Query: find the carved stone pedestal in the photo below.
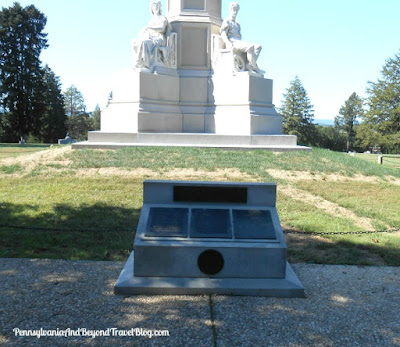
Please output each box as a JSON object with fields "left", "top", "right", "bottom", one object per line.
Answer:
{"left": 75, "top": 0, "right": 309, "bottom": 151}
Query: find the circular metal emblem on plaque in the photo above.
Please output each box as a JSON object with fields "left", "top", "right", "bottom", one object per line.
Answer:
{"left": 198, "top": 250, "right": 224, "bottom": 275}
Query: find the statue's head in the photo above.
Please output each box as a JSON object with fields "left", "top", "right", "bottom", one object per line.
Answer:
{"left": 229, "top": 2, "right": 240, "bottom": 19}
{"left": 150, "top": 0, "right": 162, "bottom": 15}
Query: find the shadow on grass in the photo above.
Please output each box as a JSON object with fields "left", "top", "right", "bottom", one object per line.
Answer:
{"left": 1, "top": 202, "right": 398, "bottom": 266}
{"left": 285, "top": 229, "right": 400, "bottom": 267}
{"left": 0, "top": 202, "right": 140, "bottom": 261}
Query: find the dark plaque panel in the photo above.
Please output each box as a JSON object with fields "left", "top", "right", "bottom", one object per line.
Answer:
{"left": 145, "top": 207, "right": 189, "bottom": 237}
{"left": 190, "top": 209, "right": 232, "bottom": 238}
{"left": 174, "top": 186, "right": 247, "bottom": 204}
{"left": 233, "top": 210, "right": 276, "bottom": 239}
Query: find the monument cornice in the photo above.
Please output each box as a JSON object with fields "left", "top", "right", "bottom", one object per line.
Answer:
{"left": 168, "top": 14, "right": 223, "bottom": 26}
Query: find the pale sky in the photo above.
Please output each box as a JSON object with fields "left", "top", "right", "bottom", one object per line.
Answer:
{"left": 2, "top": 0, "right": 400, "bottom": 120}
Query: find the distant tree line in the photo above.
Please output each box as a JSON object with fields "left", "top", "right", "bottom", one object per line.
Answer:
{"left": 281, "top": 50, "right": 400, "bottom": 154}
{"left": 0, "top": 3, "right": 99, "bottom": 144}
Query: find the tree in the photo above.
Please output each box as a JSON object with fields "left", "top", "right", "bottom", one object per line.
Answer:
{"left": 335, "top": 92, "right": 363, "bottom": 151}
{"left": 0, "top": 110, "right": 5, "bottom": 142}
{"left": 63, "top": 85, "right": 95, "bottom": 140}
{"left": 314, "top": 125, "right": 347, "bottom": 152}
{"left": 38, "top": 65, "right": 67, "bottom": 143}
{"left": 63, "top": 85, "right": 86, "bottom": 117}
{"left": 91, "top": 104, "right": 101, "bottom": 131}
{"left": 0, "top": 3, "right": 48, "bottom": 142}
{"left": 362, "top": 50, "right": 400, "bottom": 153}
{"left": 354, "top": 122, "right": 382, "bottom": 152}
{"left": 67, "top": 113, "right": 92, "bottom": 141}
{"left": 280, "top": 76, "right": 316, "bottom": 145}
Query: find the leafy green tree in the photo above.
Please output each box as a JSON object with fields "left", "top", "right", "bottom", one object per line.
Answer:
{"left": 38, "top": 65, "right": 67, "bottom": 142}
{"left": 67, "top": 113, "right": 92, "bottom": 141}
{"left": 280, "top": 76, "right": 316, "bottom": 145}
{"left": 0, "top": 112, "right": 5, "bottom": 142}
{"left": 362, "top": 50, "right": 400, "bottom": 153}
{"left": 354, "top": 122, "right": 382, "bottom": 152}
{"left": 335, "top": 92, "right": 363, "bottom": 152}
{"left": 0, "top": 3, "right": 48, "bottom": 142}
{"left": 315, "top": 125, "right": 347, "bottom": 152}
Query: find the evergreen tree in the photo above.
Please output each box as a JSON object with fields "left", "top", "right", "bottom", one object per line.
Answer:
{"left": 38, "top": 65, "right": 67, "bottom": 143}
{"left": 363, "top": 50, "right": 400, "bottom": 153}
{"left": 280, "top": 76, "right": 316, "bottom": 145}
{"left": 335, "top": 92, "right": 363, "bottom": 152}
{"left": 0, "top": 3, "right": 48, "bottom": 142}
{"left": 91, "top": 104, "right": 101, "bottom": 131}
{"left": 63, "top": 85, "right": 86, "bottom": 117}
{"left": 63, "top": 85, "right": 92, "bottom": 140}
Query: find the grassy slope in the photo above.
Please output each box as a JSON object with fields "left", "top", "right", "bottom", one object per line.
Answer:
{"left": 0, "top": 143, "right": 51, "bottom": 160}
{"left": 0, "top": 146, "right": 399, "bottom": 265}
{"left": 355, "top": 153, "right": 400, "bottom": 169}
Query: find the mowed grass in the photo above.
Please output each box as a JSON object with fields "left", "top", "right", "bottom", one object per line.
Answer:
{"left": 0, "top": 145, "right": 399, "bottom": 265}
{"left": 294, "top": 181, "right": 400, "bottom": 228}
{"left": 356, "top": 153, "right": 400, "bottom": 169}
{"left": 0, "top": 177, "right": 142, "bottom": 260}
{"left": 70, "top": 146, "right": 400, "bottom": 178}
{"left": 0, "top": 143, "right": 52, "bottom": 159}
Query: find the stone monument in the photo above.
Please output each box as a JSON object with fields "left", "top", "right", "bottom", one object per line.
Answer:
{"left": 19, "top": 135, "right": 27, "bottom": 145}
{"left": 114, "top": 180, "right": 305, "bottom": 297}
{"left": 58, "top": 133, "right": 78, "bottom": 145}
{"left": 74, "top": 0, "right": 309, "bottom": 151}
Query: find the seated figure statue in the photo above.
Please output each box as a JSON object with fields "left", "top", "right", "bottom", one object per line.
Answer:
{"left": 132, "top": 0, "right": 176, "bottom": 71}
{"left": 220, "top": 2, "right": 262, "bottom": 74}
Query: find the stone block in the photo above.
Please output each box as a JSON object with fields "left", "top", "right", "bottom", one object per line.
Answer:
{"left": 114, "top": 180, "right": 305, "bottom": 297}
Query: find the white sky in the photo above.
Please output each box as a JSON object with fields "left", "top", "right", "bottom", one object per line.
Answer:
{"left": 2, "top": 0, "right": 400, "bottom": 119}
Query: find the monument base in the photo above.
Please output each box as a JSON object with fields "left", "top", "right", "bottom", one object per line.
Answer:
{"left": 72, "top": 132, "right": 310, "bottom": 151}
{"left": 77, "top": 68, "right": 308, "bottom": 151}
{"left": 114, "top": 252, "right": 305, "bottom": 297}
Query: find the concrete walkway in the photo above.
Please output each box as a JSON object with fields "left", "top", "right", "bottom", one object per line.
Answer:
{"left": 0, "top": 258, "right": 399, "bottom": 346}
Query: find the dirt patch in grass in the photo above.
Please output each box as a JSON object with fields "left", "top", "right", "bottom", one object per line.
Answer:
{"left": 280, "top": 185, "right": 378, "bottom": 230}
{"left": 1, "top": 146, "right": 258, "bottom": 182}
{"left": 75, "top": 167, "right": 256, "bottom": 181}
{"left": 0, "top": 146, "right": 72, "bottom": 175}
{"left": 386, "top": 176, "right": 400, "bottom": 185}
{"left": 267, "top": 169, "right": 400, "bottom": 185}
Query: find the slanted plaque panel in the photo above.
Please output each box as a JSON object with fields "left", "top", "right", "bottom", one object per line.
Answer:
{"left": 190, "top": 208, "right": 232, "bottom": 238}
{"left": 146, "top": 207, "right": 189, "bottom": 237}
{"left": 181, "top": 27, "right": 208, "bottom": 68}
{"left": 174, "top": 185, "right": 247, "bottom": 203}
{"left": 233, "top": 210, "right": 276, "bottom": 239}
{"left": 183, "top": 0, "right": 205, "bottom": 10}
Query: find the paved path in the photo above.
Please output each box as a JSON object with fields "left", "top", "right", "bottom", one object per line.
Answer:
{"left": 0, "top": 258, "right": 399, "bottom": 346}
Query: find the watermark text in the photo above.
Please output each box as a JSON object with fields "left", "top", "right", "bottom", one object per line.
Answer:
{"left": 13, "top": 328, "right": 170, "bottom": 339}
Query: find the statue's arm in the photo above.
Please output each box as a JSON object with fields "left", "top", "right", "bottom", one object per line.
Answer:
{"left": 147, "top": 17, "right": 168, "bottom": 33}
{"left": 220, "top": 21, "right": 232, "bottom": 48}
{"left": 166, "top": 21, "right": 172, "bottom": 36}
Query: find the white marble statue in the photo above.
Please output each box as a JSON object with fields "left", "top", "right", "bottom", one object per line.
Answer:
{"left": 132, "top": 0, "right": 176, "bottom": 70}
{"left": 220, "top": 2, "right": 262, "bottom": 73}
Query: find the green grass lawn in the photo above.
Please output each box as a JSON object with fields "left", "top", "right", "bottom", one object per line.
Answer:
{"left": 356, "top": 153, "right": 400, "bottom": 169}
{"left": 0, "top": 143, "right": 52, "bottom": 160}
{"left": 0, "top": 145, "right": 399, "bottom": 266}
